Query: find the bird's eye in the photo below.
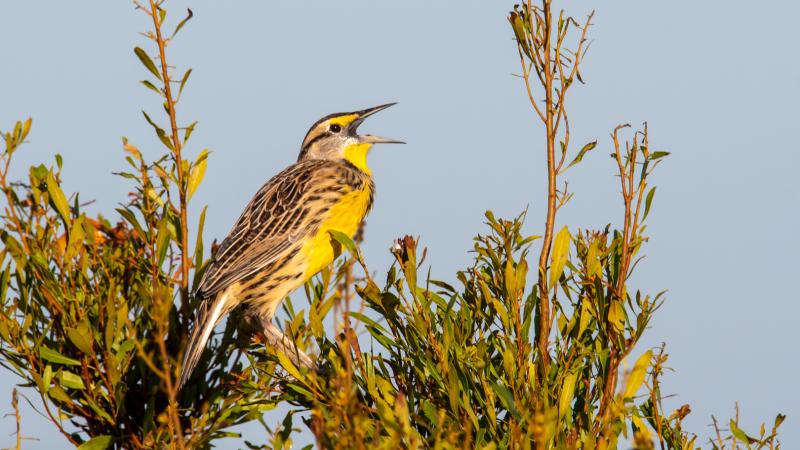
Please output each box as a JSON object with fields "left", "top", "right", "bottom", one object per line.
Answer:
{"left": 329, "top": 124, "right": 342, "bottom": 133}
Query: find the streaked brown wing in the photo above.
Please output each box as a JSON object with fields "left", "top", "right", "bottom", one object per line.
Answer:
{"left": 197, "top": 159, "right": 336, "bottom": 299}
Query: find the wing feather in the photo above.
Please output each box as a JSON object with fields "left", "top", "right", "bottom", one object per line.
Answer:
{"left": 197, "top": 160, "right": 339, "bottom": 299}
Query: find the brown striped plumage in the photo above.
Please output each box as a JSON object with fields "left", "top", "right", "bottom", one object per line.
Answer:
{"left": 178, "top": 104, "right": 400, "bottom": 391}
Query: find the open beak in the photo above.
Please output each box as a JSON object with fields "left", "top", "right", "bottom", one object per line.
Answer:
{"left": 350, "top": 103, "right": 405, "bottom": 144}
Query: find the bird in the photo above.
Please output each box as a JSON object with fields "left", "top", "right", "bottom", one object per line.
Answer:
{"left": 177, "top": 103, "right": 403, "bottom": 391}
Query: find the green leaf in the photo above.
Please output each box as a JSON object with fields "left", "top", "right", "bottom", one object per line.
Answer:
{"left": 155, "top": 217, "right": 171, "bottom": 266}
{"left": 350, "top": 312, "right": 387, "bottom": 332}
{"left": 47, "top": 385, "right": 72, "bottom": 404}
{"left": 178, "top": 68, "right": 192, "bottom": 98}
{"left": 43, "top": 365, "right": 52, "bottom": 393}
{"left": 492, "top": 383, "right": 521, "bottom": 420}
{"left": 64, "top": 216, "right": 86, "bottom": 260}
{"left": 171, "top": 8, "right": 194, "bottom": 39}
{"left": 508, "top": 13, "right": 532, "bottom": 59}
{"left": 608, "top": 299, "right": 626, "bottom": 333}
{"left": 59, "top": 370, "right": 86, "bottom": 390}
{"left": 565, "top": 140, "right": 597, "bottom": 171}
{"left": 141, "top": 111, "right": 173, "bottom": 150}
{"left": 578, "top": 300, "right": 592, "bottom": 336}
{"left": 133, "top": 47, "right": 161, "bottom": 80}
{"left": 328, "top": 229, "right": 359, "bottom": 258}
{"left": 116, "top": 207, "right": 147, "bottom": 240}
{"left": 39, "top": 346, "right": 80, "bottom": 366}
{"left": 650, "top": 151, "right": 670, "bottom": 160}
{"left": 548, "top": 226, "right": 571, "bottom": 288}
{"left": 642, "top": 187, "right": 656, "bottom": 221}
{"left": 77, "top": 435, "right": 113, "bottom": 450}
{"left": 558, "top": 371, "right": 578, "bottom": 419}
{"left": 193, "top": 205, "right": 208, "bottom": 289}
{"left": 67, "top": 323, "right": 93, "bottom": 354}
{"left": 277, "top": 351, "right": 305, "bottom": 382}
{"left": 184, "top": 120, "right": 198, "bottom": 143}
{"left": 586, "top": 238, "right": 602, "bottom": 279}
{"left": 187, "top": 149, "right": 208, "bottom": 200}
{"left": 46, "top": 172, "right": 71, "bottom": 226}
{"left": 730, "top": 420, "right": 757, "bottom": 444}
{"left": 623, "top": 350, "right": 652, "bottom": 399}
{"left": 140, "top": 80, "right": 162, "bottom": 96}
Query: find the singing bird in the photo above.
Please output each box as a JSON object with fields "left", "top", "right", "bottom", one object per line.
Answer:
{"left": 177, "top": 103, "right": 403, "bottom": 391}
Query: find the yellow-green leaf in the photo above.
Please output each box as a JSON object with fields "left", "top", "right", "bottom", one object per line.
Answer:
{"left": 730, "top": 420, "right": 757, "bottom": 444}
{"left": 328, "top": 229, "right": 359, "bottom": 258}
{"left": 623, "top": 350, "right": 652, "bottom": 399}
{"left": 277, "top": 351, "right": 305, "bottom": 382}
{"left": 187, "top": 149, "right": 208, "bottom": 200}
{"left": 558, "top": 371, "right": 578, "bottom": 419}
{"left": 59, "top": 370, "right": 86, "bottom": 390}
{"left": 64, "top": 216, "right": 85, "bottom": 260}
{"left": 46, "top": 172, "right": 71, "bottom": 226}
{"left": 40, "top": 346, "right": 80, "bottom": 366}
{"left": 77, "top": 435, "right": 113, "bottom": 450}
{"left": 43, "top": 365, "right": 52, "bottom": 393}
{"left": 155, "top": 217, "right": 170, "bottom": 266}
{"left": 608, "top": 299, "right": 626, "bottom": 333}
{"left": 67, "top": 322, "right": 93, "bottom": 354}
{"left": 586, "top": 238, "right": 602, "bottom": 279}
{"left": 578, "top": 299, "right": 592, "bottom": 336}
{"left": 47, "top": 385, "right": 72, "bottom": 404}
{"left": 549, "top": 226, "right": 571, "bottom": 288}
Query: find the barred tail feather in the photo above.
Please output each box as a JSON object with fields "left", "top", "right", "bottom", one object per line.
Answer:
{"left": 177, "top": 291, "right": 231, "bottom": 392}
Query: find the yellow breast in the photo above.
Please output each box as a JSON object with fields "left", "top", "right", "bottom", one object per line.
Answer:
{"left": 301, "top": 183, "right": 372, "bottom": 278}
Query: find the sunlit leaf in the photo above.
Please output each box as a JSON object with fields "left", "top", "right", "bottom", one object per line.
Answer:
{"left": 39, "top": 346, "right": 80, "bottom": 366}
{"left": 59, "top": 370, "right": 86, "bottom": 390}
{"left": 623, "top": 350, "right": 652, "bottom": 399}
{"left": 730, "top": 420, "right": 757, "bottom": 444}
{"left": 187, "top": 149, "right": 208, "bottom": 200}
{"left": 549, "top": 226, "right": 571, "bottom": 288}
{"left": 558, "top": 371, "right": 578, "bottom": 419}
{"left": 608, "top": 298, "right": 626, "bottom": 333}
{"left": 77, "top": 435, "right": 113, "bottom": 450}
{"left": 67, "top": 323, "right": 93, "bottom": 355}
{"left": 277, "top": 351, "right": 305, "bottom": 383}
{"left": 46, "top": 172, "right": 71, "bottom": 226}
{"left": 155, "top": 217, "right": 171, "bottom": 266}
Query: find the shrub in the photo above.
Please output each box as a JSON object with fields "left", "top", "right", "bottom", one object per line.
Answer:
{"left": 0, "top": 1, "right": 783, "bottom": 449}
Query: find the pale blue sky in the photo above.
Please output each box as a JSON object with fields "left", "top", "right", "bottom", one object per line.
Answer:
{"left": 2, "top": 1, "right": 799, "bottom": 448}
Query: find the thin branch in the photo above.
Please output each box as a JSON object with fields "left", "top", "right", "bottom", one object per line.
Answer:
{"left": 145, "top": 1, "right": 188, "bottom": 447}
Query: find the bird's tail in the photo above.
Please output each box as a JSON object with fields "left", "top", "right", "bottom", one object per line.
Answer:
{"left": 177, "top": 290, "right": 231, "bottom": 392}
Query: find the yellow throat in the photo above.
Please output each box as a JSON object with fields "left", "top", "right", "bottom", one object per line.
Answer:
{"left": 343, "top": 143, "right": 372, "bottom": 175}
{"left": 301, "top": 179, "right": 373, "bottom": 278}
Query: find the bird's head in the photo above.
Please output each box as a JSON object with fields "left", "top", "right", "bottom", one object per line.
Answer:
{"left": 298, "top": 103, "right": 403, "bottom": 174}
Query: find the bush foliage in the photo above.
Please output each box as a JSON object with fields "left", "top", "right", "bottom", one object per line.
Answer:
{"left": 0, "top": 1, "right": 784, "bottom": 449}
